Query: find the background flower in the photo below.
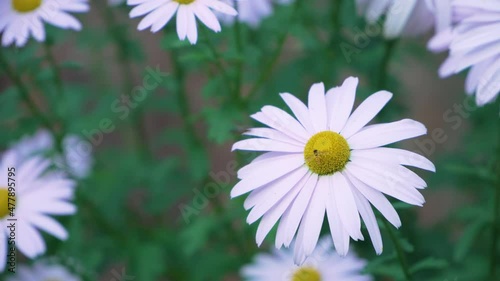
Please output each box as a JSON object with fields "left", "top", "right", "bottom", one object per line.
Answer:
{"left": 242, "top": 237, "right": 372, "bottom": 281}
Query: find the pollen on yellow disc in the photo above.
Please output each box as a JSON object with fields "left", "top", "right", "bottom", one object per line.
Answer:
{"left": 173, "top": 0, "right": 196, "bottom": 4}
{"left": 12, "top": 0, "right": 42, "bottom": 13}
{"left": 304, "top": 131, "right": 350, "bottom": 175}
{"left": 292, "top": 267, "right": 322, "bottom": 281}
{"left": 0, "top": 189, "right": 14, "bottom": 219}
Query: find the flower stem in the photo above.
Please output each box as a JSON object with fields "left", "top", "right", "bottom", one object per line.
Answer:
{"left": 490, "top": 120, "right": 500, "bottom": 279}
{"left": 233, "top": 0, "right": 244, "bottom": 105}
{"left": 245, "top": 0, "right": 303, "bottom": 102}
{"left": 383, "top": 219, "right": 413, "bottom": 281}
{"left": 0, "top": 51, "right": 59, "bottom": 138}
{"left": 98, "top": 0, "right": 151, "bottom": 161}
{"left": 378, "top": 39, "right": 398, "bottom": 90}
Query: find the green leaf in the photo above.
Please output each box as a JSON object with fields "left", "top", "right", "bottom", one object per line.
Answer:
{"left": 454, "top": 218, "right": 488, "bottom": 262}
{"left": 410, "top": 257, "right": 449, "bottom": 273}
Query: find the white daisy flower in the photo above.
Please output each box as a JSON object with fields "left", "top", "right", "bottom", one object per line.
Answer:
{"left": 429, "top": 0, "right": 500, "bottom": 106}
{"left": 231, "top": 77, "right": 435, "bottom": 264}
{"left": 0, "top": 0, "right": 90, "bottom": 47}
{"left": 355, "top": 0, "right": 435, "bottom": 38}
{"left": 218, "top": 0, "right": 292, "bottom": 28}
{"left": 242, "top": 237, "right": 372, "bottom": 281}
{"left": 0, "top": 150, "right": 77, "bottom": 272}
{"left": 127, "top": 0, "right": 238, "bottom": 44}
{"left": 12, "top": 129, "right": 93, "bottom": 179}
{"left": 6, "top": 260, "right": 80, "bottom": 281}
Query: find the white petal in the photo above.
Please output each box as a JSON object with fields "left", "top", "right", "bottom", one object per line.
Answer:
{"left": 307, "top": 83, "right": 327, "bottom": 132}
{"left": 348, "top": 119, "right": 427, "bottom": 149}
{"left": 326, "top": 177, "right": 350, "bottom": 256}
{"left": 341, "top": 90, "right": 393, "bottom": 138}
{"left": 352, "top": 187, "right": 383, "bottom": 254}
{"left": 332, "top": 172, "right": 363, "bottom": 241}
{"left": 293, "top": 176, "right": 327, "bottom": 265}
{"left": 327, "top": 77, "right": 358, "bottom": 132}
{"left": 347, "top": 173, "right": 401, "bottom": 228}
{"left": 232, "top": 138, "right": 304, "bottom": 153}
{"left": 280, "top": 93, "right": 316, "bottom": 135}
{"left": 247, "top": 167, "right": 308, "bottom": 224}
{"left": 255, "top": 172, "right": 309, "bottom": 246}
{"left": 231, "top": 154, "right": 304, "bottom": 197}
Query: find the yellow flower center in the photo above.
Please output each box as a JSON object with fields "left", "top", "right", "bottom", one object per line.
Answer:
{"left": 173, "top": 0, "right": 195, "bottom": 4}
{"left": 11, "top": 0, "right": 42, "bottom": 13}
{"left": 304, "top": 131, "right": 350, "bottom": 175}
{"left": 0, "top": 189, "right": 15, "bottom": 219}
{"left": 292, "top": 267, "right": 322, "bottom": 281}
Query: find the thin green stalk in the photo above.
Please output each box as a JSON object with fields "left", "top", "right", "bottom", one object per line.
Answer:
{"left": 170, "top": 50, "right": 204, "bottom": 149}
{"left": 383, "top": 220, "right": 413, "bottom": 281}
{"left": 97, "top": 0, "right": 151, "bottom": 161}
{"left": 490, "top": 120, "right": 500, "bottom": 279}
{"left": 0, "top": 51, "right": 59, "bottom": 137}
{"left": 201, "top": 28, "right": 232, "bottom": 90}
{"left": 44, "top": 41, "right": 64, "bottom": 98}
{"left": 378, "top": 39, "right": 398, "bottom": 90}
{"left": 245, "top": 0, "right": 303, "bottom": 102}
{"left": 233, "top": 0, "right": 244, "bottom": 104}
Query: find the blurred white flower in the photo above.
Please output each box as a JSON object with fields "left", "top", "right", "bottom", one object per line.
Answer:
{"left": 428, "top": 0, "right": 500, "bottom": 106}
{"left": 6, "top": 260, "right": 80, "bottom": 281}
{"left": 242, "top": 237, "right": 372, "bottom": 281}
{"left": 0, "top": 150, "right": 77, "bottom": 271}
{"left": 218, "top": 0, "right": 293, "bottom": 28}
{"left": 355, "top": 0, "right": 434, "bottom": 38}
{"left": 12, "top": 130, "right": 93, "bottom": 179}
{"left": 0, "top": 0, "right": 90, "bottom": 47}
{"left": 127, "top": 0, "right": 238, "bottom": 44}
{"left": 231, "top": 77, "right": 435, "bottom": 264}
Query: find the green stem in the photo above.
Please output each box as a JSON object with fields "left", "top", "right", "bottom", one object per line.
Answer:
{"left": 201, "top": 28, "right": 232, "bottom": 90}
{"left": 383, "top": 220, "right": 413, "bottom": 281}
{"left": 44, "top": 41, "right": 64, "bottom": 98}
{"left": 0, "top": 51, "right": 59, "bottom": 137}
{"left": 245, "top": 0, "right": 303, "bottom": 102}
{"left": 490, "top": 120, "right": 500, "bottom": 279}
{"left": 233, "top": 0, "right": 244, "bottom": 104}
{"left": 170, "top": 50, "right": 203, "bottom": 149}
{"left": 378, "top": 39, "right": 398, "bottom": 90}
{"left": 98, "top": 0, "right": 151, "bottom": 161}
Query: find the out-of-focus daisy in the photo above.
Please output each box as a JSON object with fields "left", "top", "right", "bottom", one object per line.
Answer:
{"left": 0, "top": 0, "right": 90, "bottom": 47}
{"left": 231, "top": 77, "right": 435, "bottom": 264}
{"left": 429, "top": 0, "right": 500, "bottom": 106}
{"left": 6, "top": 260, "right": 80, "bottom": 281}
{"left": 127, "top": 0, "right": 238, "bottom": 44}
{"left": 0, "top": 150, "right": 77, "bottom": 272}
{"left": 218, "top": 0, "right": 292, "bottom": 28}
{"left": 12, "top": 129, "right": 93, "bottom": 179}
{"left": 242, "top": 237, "right": 372, "bottom": 281}
{"left": 355, "top": 0, "right": 434, "bottom": 38}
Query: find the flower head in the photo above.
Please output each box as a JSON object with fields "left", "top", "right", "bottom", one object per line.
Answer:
{"left": 127, "top": 0, "right": 237, "bottom": 44}
{"left": 356, "top": 0, "right": 434, "bottom": 38}
{"left": 6, "top": 260, "right": 80, "bottom": 281}
{"left": 231, "top": 77, "right": 435, "bottom": 264}
{"left": 218, "top": 0, "right": 292, "bottom": 28}
{"left": 242, "top": 237, "right": 372, "bottom": 281}
{"left": 0, "top": 0, "right": 89, "bottom": 47}
{"left": 0, "top": 150, "right": 77, "bottom": 271}
{"left": 429, "top": 0, "right": 500, "bottom": 106}
{"left": 12, "top": 129, "right": 93, "bottom": 179}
